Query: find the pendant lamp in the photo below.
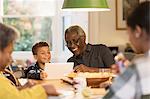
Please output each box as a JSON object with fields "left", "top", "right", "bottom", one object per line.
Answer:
{"left": 62, "top": 0, "right": 110, "bottom": 11}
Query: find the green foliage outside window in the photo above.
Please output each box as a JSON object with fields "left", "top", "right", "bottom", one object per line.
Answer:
{"left": 3, "top": 17, "right": 52, "bottom": 51}
{"left": 3, "top": 0, "right": 52, "bottom": 51}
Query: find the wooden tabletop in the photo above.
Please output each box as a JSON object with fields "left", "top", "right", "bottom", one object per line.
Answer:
{"left": 36, "top": 79, "right": 74, "bottom": 90}
{"left": 36, "top": 79, "right": 107, "bottom": 98}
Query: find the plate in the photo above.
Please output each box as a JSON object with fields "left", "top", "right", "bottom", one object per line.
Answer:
{"left": 48, "top": 90, "right": 74, "bottom": 99}
{"left": 66, "top": 72, "right": 77, "bottom": 78}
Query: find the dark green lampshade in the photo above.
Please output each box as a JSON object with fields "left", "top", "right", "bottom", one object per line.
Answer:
{"left": 62, "top": 0, "right": 110, "bottom": 11}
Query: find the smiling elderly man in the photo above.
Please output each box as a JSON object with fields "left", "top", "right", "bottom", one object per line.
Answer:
{"left": 65, "top": 25, "right": 115, "bottom": 72}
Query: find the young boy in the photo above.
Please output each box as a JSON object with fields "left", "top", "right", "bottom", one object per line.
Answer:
{"left": 25, "top": 42, "right": 51, "bottom": 80}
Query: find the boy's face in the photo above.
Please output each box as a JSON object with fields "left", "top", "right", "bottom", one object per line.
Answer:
{"left": 34, "top": 46, "right": 51, "bottom": 64}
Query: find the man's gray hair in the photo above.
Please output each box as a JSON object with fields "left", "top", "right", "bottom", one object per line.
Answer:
{"left": 65, "top": 25, "right": 86, "bottom": 37}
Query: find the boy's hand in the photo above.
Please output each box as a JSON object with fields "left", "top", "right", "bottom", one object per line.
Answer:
{"left": 40, "top": 71, "right": 48, "bottom": 79}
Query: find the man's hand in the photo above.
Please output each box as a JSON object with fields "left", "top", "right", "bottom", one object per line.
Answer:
{"left": 41, "top": 83, "right": 59, "bottom": 96}
{"left": 74, "top": 64, "right": 99, "bottom": 72}
{"left": 74, "top": 64, "right": 90, "bottom": 72}
{"left": 40, "top": 71, "right": 48, "bottom": 79}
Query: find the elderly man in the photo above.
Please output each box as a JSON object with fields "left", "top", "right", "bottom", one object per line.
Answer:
{"left": 65, "top": 25, "right": 115, "bottom": 72}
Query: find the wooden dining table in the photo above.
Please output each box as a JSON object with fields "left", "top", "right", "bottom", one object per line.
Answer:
{"left": 36, "top": 79, "right": 107, "bottom": 99}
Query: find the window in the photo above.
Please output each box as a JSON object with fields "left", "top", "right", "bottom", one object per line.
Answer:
{"left": 1, "top": 0, "right": 54, "bottom": 51}
{"left": 0, "top": 0, "right": 88, "bottom": 62}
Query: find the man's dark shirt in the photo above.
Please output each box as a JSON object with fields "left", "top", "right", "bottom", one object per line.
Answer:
{"left": 67, "top": 43, "right": 115, "bottom": 68}
{"left": 25, "top": 62, "right": 43, "bottom": 80}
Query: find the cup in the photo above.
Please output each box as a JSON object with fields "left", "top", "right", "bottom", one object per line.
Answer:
{"left": 73, "top": 76, "right": 87, "bottom": 93}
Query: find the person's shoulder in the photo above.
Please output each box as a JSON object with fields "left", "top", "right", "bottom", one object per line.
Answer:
{"left": 126, "top": 56, "right": 148, "bottom": 75}
{"left": 27, "top": 63, "right": 37, "bottom": 70}
{"left": 0, "top": 73, "right": 6, "bottom": 81}
{"left": 134, "top": 54, "right": 148, "bottom": 63}
{"left": 67, "top": 56, "right": 74, "bottom": 62}
{"left": 89, "top": 43, "right": 108, "bottom": 48}
{"left": 88, "top": 43, "right": 109, "bottom": 51}
{"left": 132, "top": 54, "right": 150, "bottom": 71}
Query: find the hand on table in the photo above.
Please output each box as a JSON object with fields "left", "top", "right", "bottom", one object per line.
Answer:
{"left": 40, "top": 71, "right": 48, "bottom": 79}
{"left": 74, "top": 64, "right": 99, "bottom": 72}
{"left": 18, "top": 79, "right": 38, "bottom": 90}
{"left": 21, "top": 80, "right": 59, "bottom": 96}
{"left": 74, "top": 64, "right": 91, "bottom": 72}
{"left": 41, "top": 83, "right": 59, "bottom": 96}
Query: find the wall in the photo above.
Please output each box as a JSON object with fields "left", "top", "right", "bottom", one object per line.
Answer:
{"left": 89, "top": 0, "right": 129, "bottom": 51}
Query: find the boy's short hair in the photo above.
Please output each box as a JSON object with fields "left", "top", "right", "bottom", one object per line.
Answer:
{"left": 32, "top": 42, "right": 49, "bottom": 55}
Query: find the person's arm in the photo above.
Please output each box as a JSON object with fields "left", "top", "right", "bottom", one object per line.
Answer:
{"left": 103, "top": 65, "right": 136, "bottom": 99}
{"left": 74, "top": 64, "right": 99, "bottom": 72}
{"left": 4, "top": 69, "right": 20, "bottom": 86}
{"left": 2, "top": 85, "right": 47, "bottom": 99}
{"left": 26, "top": 66, "right": 41, "bottom": 80}
{"left": 20, "top": 84, "right": 59, "bottom": 97}
{"left": 40, "top": 70, "right": 48, "bottom": 79}
{"left": 67, "top": 57, "right": 79, "bottom": 68}
{"left": 0, "top": 75, "right": 59, "bottom": 99}
{"left": 100, "top": 45, "right": 115, "bottom": 68}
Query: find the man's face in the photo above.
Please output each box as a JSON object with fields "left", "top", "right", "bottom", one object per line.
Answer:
{"left": 65, "top": 32, "right": 86, "bottom": 56}
{"left": 0, "top": 43, "right": 13, "bottom": 71}
{"left": 34, "top": 46, "right": 51, "bottom": 64}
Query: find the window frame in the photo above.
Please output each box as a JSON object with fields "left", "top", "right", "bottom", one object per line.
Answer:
{"left": 0, "top": 0, "right": 88, "bottom": 62}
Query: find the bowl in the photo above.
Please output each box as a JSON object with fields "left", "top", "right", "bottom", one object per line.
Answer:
{"left": 86, "top": 77, "right": 109, "bottom": 88}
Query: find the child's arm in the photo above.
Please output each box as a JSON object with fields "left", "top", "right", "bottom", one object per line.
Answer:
{"left": 26, "top": 66, "right": 41, "bottom": 80}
